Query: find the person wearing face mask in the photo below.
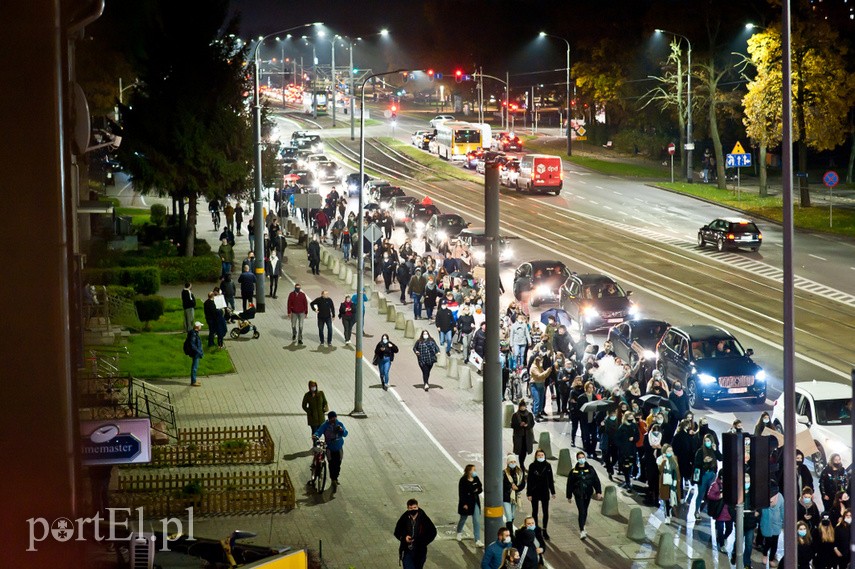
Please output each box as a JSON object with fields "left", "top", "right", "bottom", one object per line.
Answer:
{"left": 372, "top": 334, "right": 399, "bottom": 391}
{"left": 512, "top": 516, "right": 543, "bottom": 569}
{"left": 656, "top": 444, "right": 682, "bottom": 524}
{"left": 456, "top": 464, "right": 484, "bottom": 547}
{"left": 754, "top": 412, "right": 773, "bottom": 437}
{"left": 814, "top": 512, "right": 838, "bottom": 568}
{"left": 578, "top": 382, "right": 600, "bottom": 459}
{"left": 413, "top": 331, "right": 440, "bottom": 391}
{"left": 566, "top": 451, "right": 603, "bottom": 539}
{"left": 668, "top": 380, "right": 690, "bottom": 421}
{"left": 790, "top": 520, "right": 817, "bottom": 569}
{"left": 287, "top": 283, "right": 309, "bottom": 344}
{"left": 616, "top": 412, "right": 640, "bottom": 492}
{"left": 833, "top": 508, "right": 852, "bottom": 568}
{"left": 502, "top": 454, "right": 526, "bottom": 538}
{"left": 301, "top": 380, "right": 329, "bottom": 436}
{"left": 482, "top": 527, "right": 514, "bottom": 569}
{"left": 798, "top": 487, "right": 820, "bottom": 529}
{"left": 310, "top": 290, "right": 336, "bottom": 347}
{"left": 820, "top": 453, "right": 849, "bottom": 511}
{"left": 556, "top": 362, "right": 575, "bottom": 421}
{"left": 828, "top": 490, "right": 851, "bottom": 527}
{"left": 737, "top": 473, "right": 761, "bottom": 569}
{"left": 313, "top": 411, "right": 348, "bottom": 485}
{"left": 394, "top": 498, "right": 437, "bottom": 569}
{"left": 511, "top": 402, "right": 536, "bottom": 469}
{"left": 795, "top": 451, "right": 815, "bottom": 501}
{"left": 642, "top": 424, "right": 664, "bottom": 507}
{"left": 760, "top": 485, "right": 784, "bottom": 567}
{"left": 499, "top": 547, "right": 522, "bottom": 569}
{"left": 693, "top": 433, "right": 723, "bottom": 520}
{"left": 338, "top": 295, "right": 356, "bottom": 344}
{"left": 526, "top": 449, "right": 556, "bottom": 541}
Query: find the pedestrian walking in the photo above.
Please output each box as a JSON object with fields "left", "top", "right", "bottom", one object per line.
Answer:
{"left": 526, "top": 449, "right": 555, "bottom": 541}
{"left": 183, "top": 321, "right": 204, "bottom": 387}
{"left": 307, "top": 235, "right": 321, "bottom": 275}
{"left": 203, "top": 292, "right": 218, "bottom": 347}
{"left": 579, "top": 382, "right": 599, "bottom": 459}
{"left": 528, "top": 355, "right": 549, "bottom": 421}
{"left": 499, "top": 547, "right": 522, "bottom": 569}
{"left": 301, "top": 380, "right": 328, "bottom": 435}
{"left": 237, "top": 264, "right": 255, "bottom": 312}
{"left": 820, "top": 454, "right": 848, "bottom": 511}
{"left": 224, "top": 202, "right": 235, "bottom": 232}
{"left": 482, "top": 527, "right": 513, "bottom": 569}
{"left": 760, "top": 486, "right": 784, "bottom": 567}
{"left": 218, "top": 238, "right": 235, "bottom": 277}
{"left": 693, "top": 433, "right": 722, "bottom": 520}
{"left": 181, "top": 282, "right": 196, "bottom": 332}
{"left": 220, "top": 274, "right": 235, "bottom": 310}
{"left": 707, "top": 470, "right": 734, "bottom": 552}
{"left": 502, "top": 454, "right": 526, "bottom": 537}
{"left": 313, "top": 411, "right": 347, "bottom": 485}
{"left": 657, "top": 444, "right": 682, "bottom": 524}
{"left": 617, "top": 411, "right": 640, "bottom": 491}
{"left": 394, "top": 498, "right": 437, "bottom": 569}
{"left": 373, "top": 334, "right": 399, "bottom": 391}
{"left": 456, "top": 464, "right": 484, "bottom": 547}
{"left": 738, "top": 473, "right": 760, "bottom": 569}
{"left": 338, "top": 295, "right": 355, "bottom": 344}
{"left": 408, "top": 268, "right": 426, "bottom": 319}
{"left": 566, "top": 450, "right": 603, "bottom": 539}
{"left": 833, "top": 509, "right": 851, "bottom": 568}
{"left": 413, "top": 331, "right": 440, "bottom": 391}
{"left": 509, "top": 315, "right": 531, "bottom": 370}
{"left": 512, "top": 516, "right": 544, "bottom": 569}
{"left": 341, "top": 229, "right": 352, "bottom": 261}
{"left": 310, "top": 290, "right": 335, "bottom": 346}
{"left": 511, "top": 402, "right": 535, "bottom": 469}
{"left": 435, "top": 301, "right": 456, "bottom": 356}
{"left": 234, "top": 202, "right": 244, "bottom": 235}
{"left": 287, "top": 283, "right": 308, "bottom": 344}
{"left": 265, "top": 250, "right": 281, "bottom": 299}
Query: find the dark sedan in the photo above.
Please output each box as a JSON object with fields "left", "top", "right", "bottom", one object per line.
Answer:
{"left": 607, "top": 319, "right": 670, "bottom": 368}
{"left": 698, "top": 217, "right": 762, "bottom": 252}
{"left": 513, "top": 261, "right": 570, "bottom": 308}
{"left": 403, "top": 203, "right": 441, "bottom": 236}
{"left": 390, "top": 196, "right": 419, "bottom": 225}
{"left": 559, "top": 274, "right": 637, "bottom": 334}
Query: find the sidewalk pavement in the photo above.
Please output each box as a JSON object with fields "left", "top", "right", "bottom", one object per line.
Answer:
{"left": 145, "top": 202, "right": 739, "bottom": 569}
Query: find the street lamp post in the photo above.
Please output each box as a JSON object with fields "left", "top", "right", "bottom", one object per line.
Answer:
{"left": 539, "top": 33, "right": 572, "bottom": 156}
{"left": 354, "top": 68, "right": 409, "bottom": 416}
{"left": 473, "top": 71, "right": 509, "bottom": 131}
{"left": 656, "top": 29, "right": 693, "bottom": 183}
{"left": 251, "top": 23, "right": 321, "bottom": 313}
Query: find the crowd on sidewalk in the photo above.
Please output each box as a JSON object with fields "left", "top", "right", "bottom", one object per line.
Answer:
{"left": 185, "top": 190, "right": 855, "bottom": 569}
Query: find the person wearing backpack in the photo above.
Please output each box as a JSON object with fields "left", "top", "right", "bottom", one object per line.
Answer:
{"left": 184, "top": 321, "right": 204, "bottom": 387}
{"left": 707, "top": 470, "right": 733, "bottom": 553}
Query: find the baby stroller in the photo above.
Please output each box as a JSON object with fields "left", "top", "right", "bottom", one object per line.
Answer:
{"left": 227, "top": 305, "right": 260, "bottom": 339}
{"left": 505, "top": 366, "right": 528, "bottom": 404}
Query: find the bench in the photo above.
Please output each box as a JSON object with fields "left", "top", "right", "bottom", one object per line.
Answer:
{"left": 603, "top": 141, "right": 614, "bottom": 149}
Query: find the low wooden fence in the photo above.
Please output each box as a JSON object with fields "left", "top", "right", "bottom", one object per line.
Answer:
{"left": 149, "top": 425, "right": 274, "bottom": 467}
{"left": 112, "top": 469, "right": 296, "bottom": 517}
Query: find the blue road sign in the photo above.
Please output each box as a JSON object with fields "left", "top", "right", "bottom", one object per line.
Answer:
{"left": 725, "top": 153, "right": 752, "bottom": 168}
{"left": 434, "top": 72, "right": 443, "bottom": 80}
{"left": 823, "top": 171, "right": 839, "bottom": 188}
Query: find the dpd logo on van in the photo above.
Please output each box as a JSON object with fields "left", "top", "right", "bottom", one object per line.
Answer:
{"left": 536, "top": 164, "right": 546, "bottom": 174}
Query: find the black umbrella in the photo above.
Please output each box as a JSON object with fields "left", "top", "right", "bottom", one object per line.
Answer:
{"left": 639, "top": 394, "right": 677, "bottom": 411}
{"left": 540, "top": 308, "right": 572, "bottom": 329}
{"left": 580, "top": 399, "right": 616, "bottom": 413}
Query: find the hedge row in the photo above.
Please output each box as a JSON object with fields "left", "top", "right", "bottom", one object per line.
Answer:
{"left": 155, "top": 255, "right": 219, "bottom": 285}
{"left": 84, "top": 267, "right": 161, "bottom": 295}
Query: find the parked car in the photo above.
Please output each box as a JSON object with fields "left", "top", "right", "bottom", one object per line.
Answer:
{"left": 512, "top": 261, "right": 570, "bottom": 308}
{"left": 403, "top": 203, "right": 442, "bottom": 236}
{"left": 516, "top": 154, "right": 563, "bottom": 194}
{"left": 424, "top": 213, "right": 468, "bottom": 247}
{"left": 560, "top": 274, "right": 638, "bottom": 334}
{"left": 771, "top": 380, "right": 852, "bottom": 475}
{"left": 607, "top": 319, "right": 670, "bottom": 368}
{"left": 655, "top": 325, "right": 766, "bottom": 408}
{"left": 456, "top": 228, "right": 513, "bottom": 265}
{"left": 429, "top": 115, "right": 455, "bottom": 128}
{"left": 390, "top": 196, "right": 419, "bottom": 224}
{"left": 698, "top": 218, "right": 763, "bottom": 252}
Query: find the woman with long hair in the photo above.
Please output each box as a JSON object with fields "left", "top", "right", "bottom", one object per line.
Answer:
{"left": 456, "top": 464, "right": 484, "bottom": 547}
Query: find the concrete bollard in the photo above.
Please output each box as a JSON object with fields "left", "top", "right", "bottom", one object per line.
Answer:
{"left": 337, "top": 263, "right": 347, "bottom": 280}
{"left": 601, "top": 485, "right": 619, "bottom": 516}
{"left": 556, "top": 448, "right": 573, "bottom": 477}
{"left": 377, "top": 297, "right": 387, "bottom": 314}
{"left": 404, "top": 319, "right": 416, "bottom": 339}
{"left": 447, "top": 357, "right": 460, "bottom": 379}
{"left": 626, "top": 507, "right": 646, "bottom": 541}
{"left": 458, "top": 366, "right": 472, "bottom": 390}
{"left": 386, "top": 304, "right": 397, "bottom": 323}
{"left": 503, "top": 402, "right": 515, "bottom": 428}
{"left": 331, "top": 258, "right": 340, "bottom": 275}
{"left": 371, "top": 290, "right": 380, "bottom": 304}
{"left": 345, "top": 267, "right": 354, "bottom": 285}
{"left": 436, "top": 351, "right": 449, "bottom": 369}
{"left": 471, "top": 376, "right": 484, "bottom": 402}
{"left": 395, "top": 311, "right": 406, "bottom": 330}
{"left": 536, "top": 432, "right": 553, "bottom": 459}
{"left": 654, "top": 530, "right": 676, "bottom": 567}
{"left": 321, "top": 248, "right": 329, "bottom": 265}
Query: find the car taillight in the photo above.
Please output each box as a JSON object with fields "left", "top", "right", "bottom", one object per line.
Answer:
{"left": 758, "top": 234, "right": 763, "bottom": 240}
{"left": 726, "top": 233, "right": 735, "bottom": 240}
{"left": 559, "top": 169, "right": 564, "bottom": 180}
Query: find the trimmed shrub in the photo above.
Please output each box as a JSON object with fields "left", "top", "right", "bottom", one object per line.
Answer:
{"left": 156, "top": 255, "right": 220, "bottom": 285}
{"left": 137, "top": 223, "right": 168, "bottom": 246}
{"left": 83, "top": 266, "right": 161, "bottom": 295}
{"left": 134, "top": 295, "right": 165, "bottom": 331}
{"left": 193, "top": 238, "right": 212, "bottom": 257}
{"left": 143, "top": 240, "right": 179, "bottom": 259}
{"left": 105, "top": 285, "right": 136, "bottom": 302}
{"left": 150, "top": 204, "right": 167, "bottom": 227}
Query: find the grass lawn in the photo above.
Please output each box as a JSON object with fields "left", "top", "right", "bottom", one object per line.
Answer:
{"left": 525, "top": 138, "right": 669, "bottom": 178}
{"left": 114, "top": 297, "right": 186, "bottom": 333}
{"left": 658, "top": 182, "right": 855, "bottom": 239}
{"left": 119, "top": 332, "right": 235, "bottom": 379}
{"left": 115, "top": 206, "right": 151, "bottom": 227}
{"left": 377, "top": 137, "right": 482, "bottom": 182}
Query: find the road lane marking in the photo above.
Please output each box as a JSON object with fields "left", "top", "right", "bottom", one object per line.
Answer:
{"left": 612, "top": 190, "right": 622, "bottom": 195}
{"left": 809, "top": 254, "right": 827, "bottom": 261}
{"left": 589, "top": 200, "right": 599, "bottom": 205}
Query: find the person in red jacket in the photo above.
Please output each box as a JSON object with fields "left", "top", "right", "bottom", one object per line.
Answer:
{"left": 287, "top": 283, "right": 309, "bottom": 344}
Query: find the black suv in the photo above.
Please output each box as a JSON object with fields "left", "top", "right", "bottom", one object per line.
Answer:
{"left": 656, "top": 325, "right": 767, "bottom": 408}
{"left": 344, "top": 173, "right": 370, "bottom": 196}
{"left": 513, "top": 261, "right": 570, "bottom": 308}
{"left": 372, "top": 186, "right": 406, "bottom": 208}
{"left": 559, "top": 274, "right": 637, "bottom": 334}
{"left": 607, "top": 319, "right": 670, "bottom": 368}
{"left": 403, "top": 203, "right": 441, "bottom": 236}
{"left": 698, "top": 218, "right": 762, "bottom": 252}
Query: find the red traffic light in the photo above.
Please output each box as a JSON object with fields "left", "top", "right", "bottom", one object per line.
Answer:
{"left": 427, "top": 69, "right": 434, "bottom": 76}
{"left": 390, "top": 104, "right": 397, "bottom": 112}
{"left": 455, "top": 69, "right": 463, "bottom": 83}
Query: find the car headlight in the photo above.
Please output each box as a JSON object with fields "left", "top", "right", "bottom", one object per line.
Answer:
{"left": 755, "top": 369, "right": 767, "bottom": 381}
{"left": 583, "top": 306, "right": 599, "bottom": 318}
{"left": 394, "top": 211, "right": 404, "bottom": 220}
{"left": 416, "top": 221, "right": 425, "bottom": 229}
{"left": 501, "top": 248, "right": 512, "bottom": 261}
{"left": 628, "top": 304, "right": 639, "bottom": 316}
{"left": 380, "top": 201, "right": 390, "bottom": 209}
{"left": 536, "top": 285, "right": 552, "bottom": 297}
{"left": 474, "top": 251, "right": 486, "bottom": 263}
{"left": 643, "top": 350, "right": 657, "bottom": 360}
{"left": 313, "top": 144, "right": 323, "bottom": 152}
{"left": 436, "top": 230, "right": 447, "bottom": 242}
{"left": 697, "top": 373, "right": 717, "bottom": 385}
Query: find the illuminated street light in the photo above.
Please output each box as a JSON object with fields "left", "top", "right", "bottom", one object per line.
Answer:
{"left": 655, "top": 28, "right": 694, "bottom": 183}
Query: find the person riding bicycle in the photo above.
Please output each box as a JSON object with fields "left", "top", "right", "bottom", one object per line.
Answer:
{"left": 313, "top": 411, "right": 348, "bottom": 485}
{"left": 209, "top": 198, "right": 222, "bottom": 230}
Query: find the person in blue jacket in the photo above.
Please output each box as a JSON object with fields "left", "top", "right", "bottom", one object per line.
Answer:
{"left": 313, "top": 411, "right": 348, "bottom": 485}
{"left": 481, "top": 526, "right": 513, "bottom": 569}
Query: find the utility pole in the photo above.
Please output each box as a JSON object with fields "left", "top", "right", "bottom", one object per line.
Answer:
{"left": 483, "top": 161, "right": 503, "bottom": 541}
{"left": 312, "top": 45, "right": 317, "bottom": 120}
{"left": 506, "top": 71, "right": 510, "bottom": 132}
{"left": 349, "top": 41, "right": 355, "bottom": 140}
{"left": 331, "top": 38, "right": 336, "bottom": 127}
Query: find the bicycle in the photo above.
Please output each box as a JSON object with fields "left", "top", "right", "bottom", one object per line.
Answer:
{"left": 211, "top": 208, "right": 221, "bottom": 231}
{"left": 309, "top": 438, "right": 327, "bottom": 493}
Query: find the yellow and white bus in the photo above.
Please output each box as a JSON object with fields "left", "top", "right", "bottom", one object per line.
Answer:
{"left": 434, "top": 120, "right": 482, "bottom": 161}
